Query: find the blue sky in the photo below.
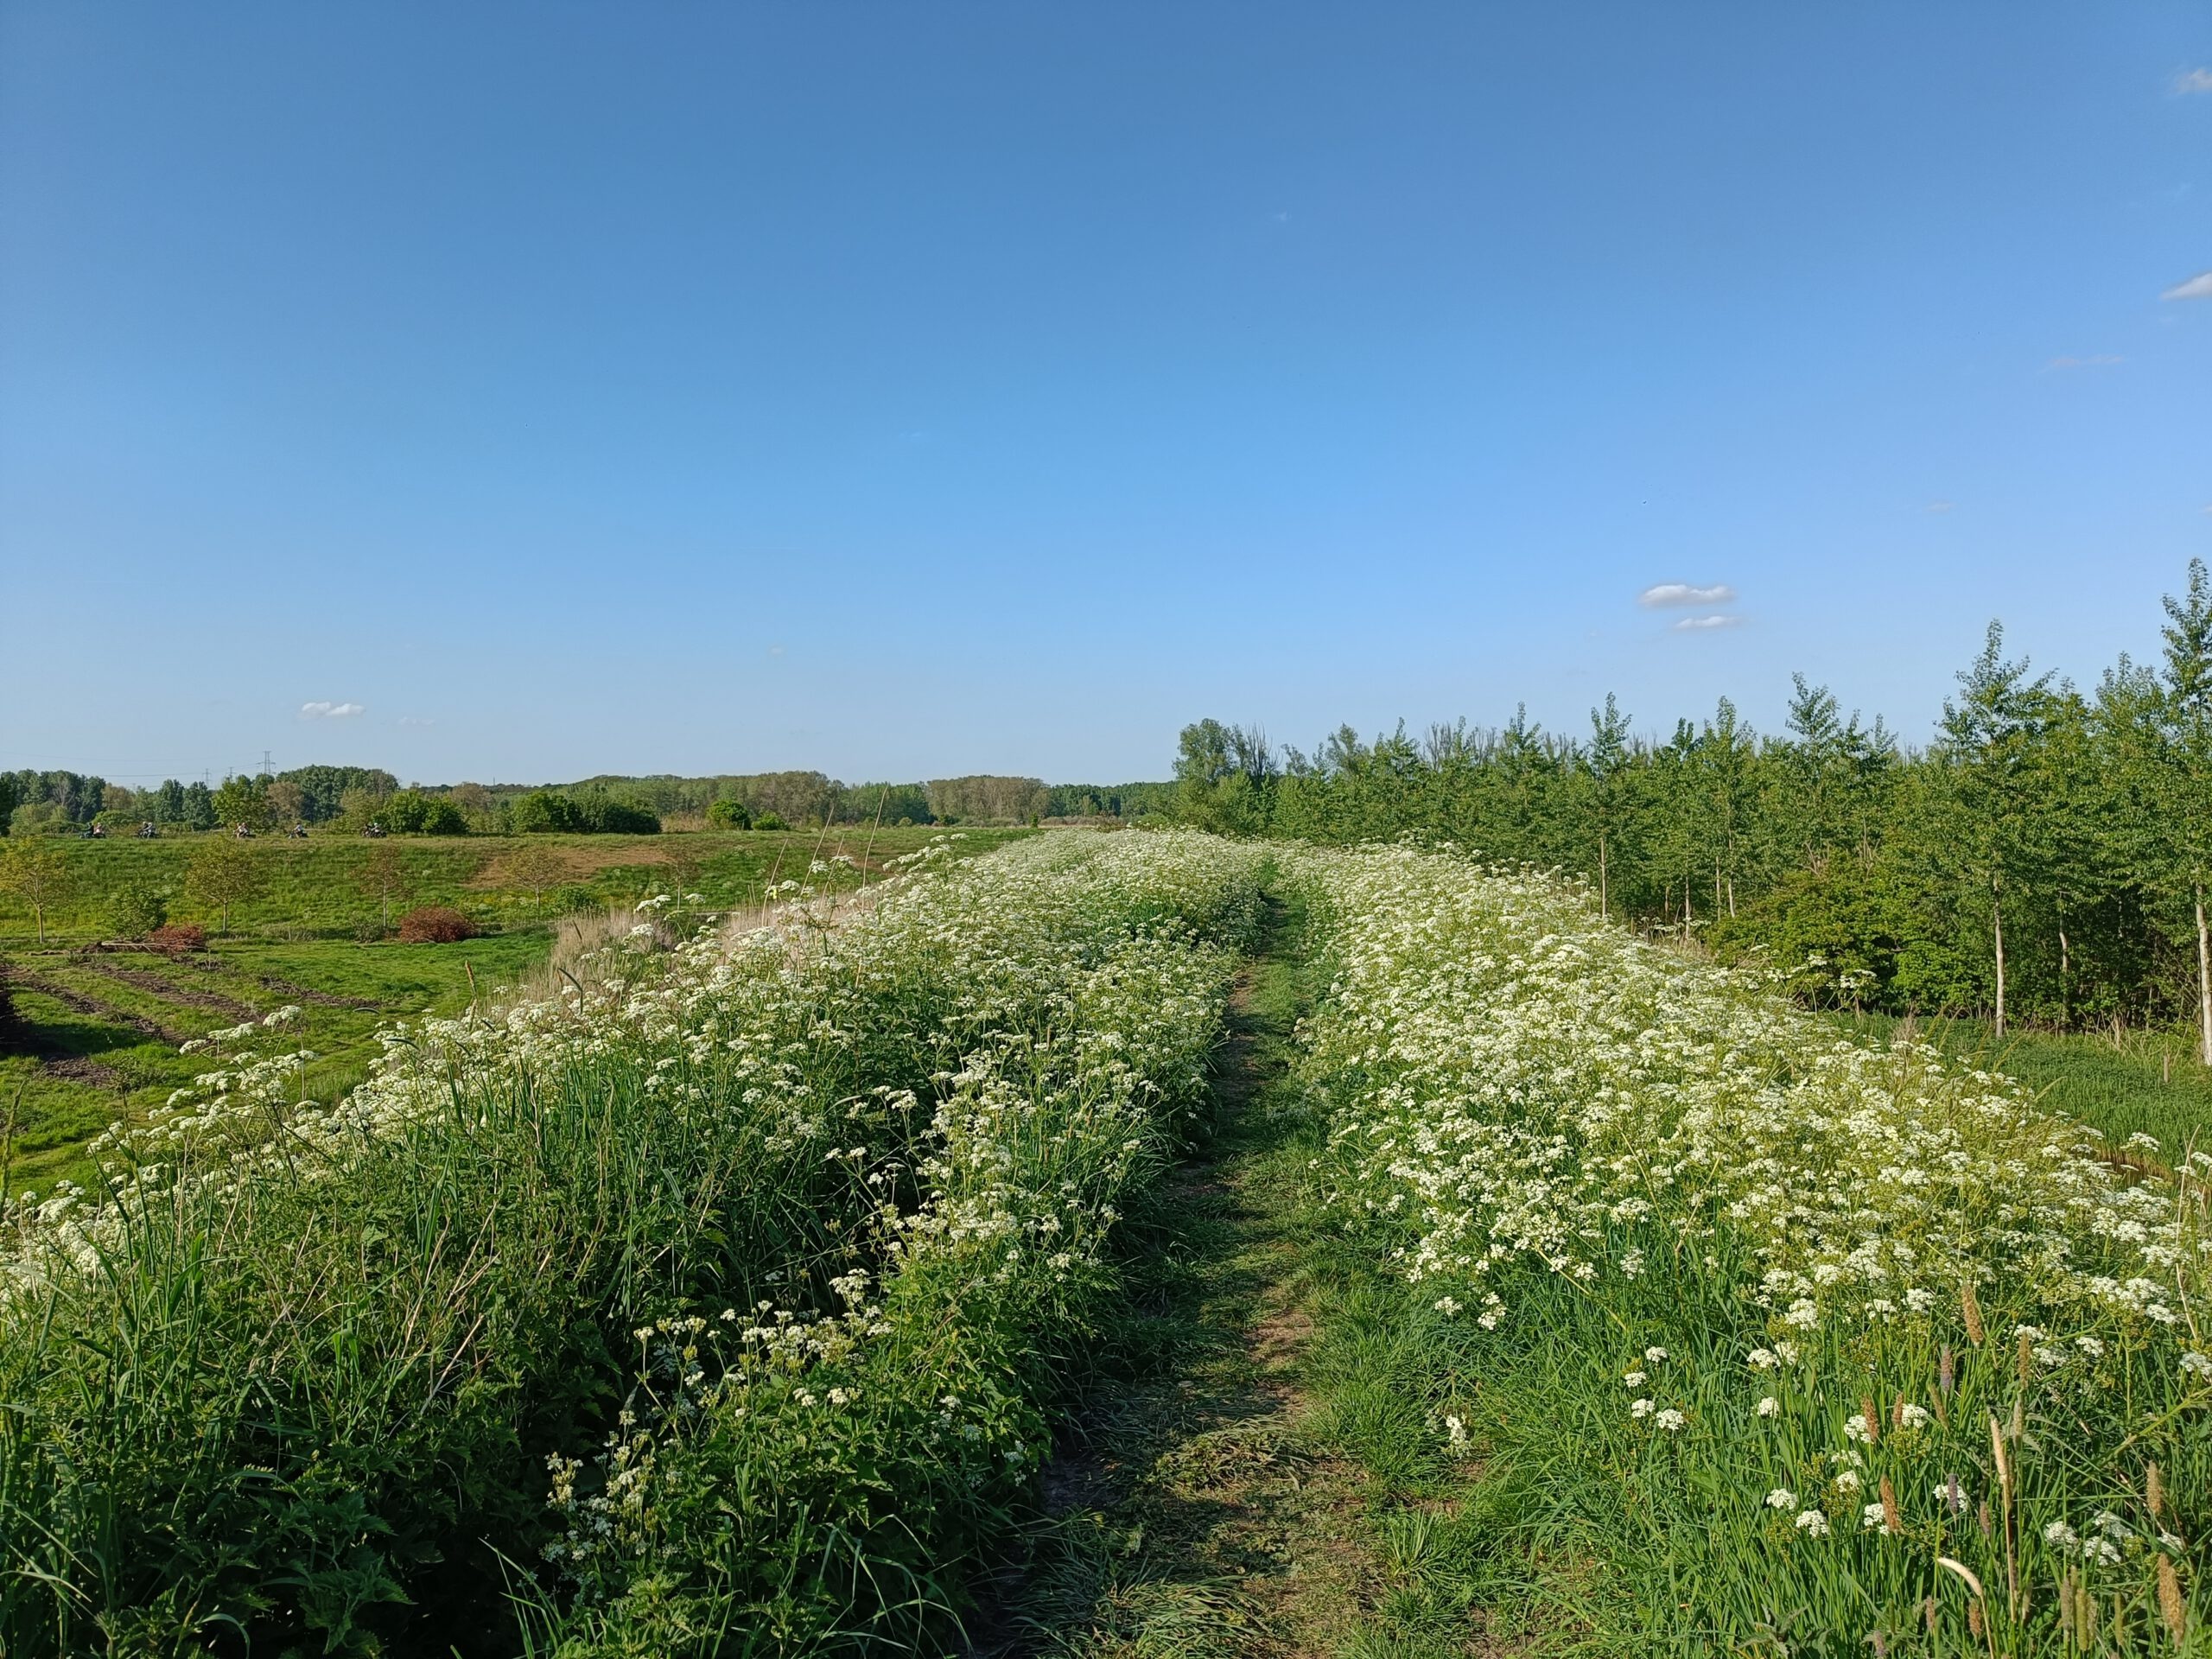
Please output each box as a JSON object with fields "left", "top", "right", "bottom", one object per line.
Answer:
{"left": 3, "top": 4, "right": 2208, "bottom": 786}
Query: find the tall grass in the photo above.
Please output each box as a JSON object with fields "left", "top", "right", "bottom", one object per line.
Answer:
{"left": 1283, "top": 844, "right": 2212, "bottom": 1656}
{"left": 0, "top": 830, "right": 1263, "bottom": 1656}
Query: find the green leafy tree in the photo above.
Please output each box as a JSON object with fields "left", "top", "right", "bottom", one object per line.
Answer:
{"left": 181, "top": 781, "right": 218, "bottom": 831}
{"left": 1930, "top": 623, "right": 2053, "bottom": 1036}
{"left": 185, "top": 839, "right": 264, "bottom": 935}
{"left": 2152, "top": 559, "right": 2212, "bottom": 1063}
{"left": 211, "top": 774, "right": 273, "bottom": 834}
{"left": 1581, "top": 695, "right": 1637, "bottom": 914}
{"left": 356, "top": 842, "right": 411, "bottom": 935}
{"left": 0, "top": 840, "right": 73, "bottom": 943}
{"left": 1172, "top": 719, "right": 1275, "bottom": 835}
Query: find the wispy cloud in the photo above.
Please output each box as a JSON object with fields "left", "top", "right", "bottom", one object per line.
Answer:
{"left": 1637, "top": 582, "right": 1737, "bottom": 609}
{"left": 2176, "top": 67, "right": 2212, "bottom": 94}
{"left": 2045, "top": 353, "right": 2124, "bottom": 370}
{"left": 1926, "top": 500, "right": 1956, "bottom": 514}
{"left": 397, "top": 715, "right": 435, "bottom": 728}
{"left": 299, "top": 700, "right": 365, "bottom": 720}
{"left": 1672, "top": 614, "right": 1743, "bottom": 632}
{"left": 2164, "top": 270, "right": 2212, "bottom": 302}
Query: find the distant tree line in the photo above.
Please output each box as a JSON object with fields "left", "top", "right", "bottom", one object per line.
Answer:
{"left": 3, "top": 764, "right": 1168, "bottom": 840}
{"left": 1167, "top": 561, "right": 2212, "bottom": 1052}
{"left": 477, "top": 772, "right": 1161, "bottom": 827}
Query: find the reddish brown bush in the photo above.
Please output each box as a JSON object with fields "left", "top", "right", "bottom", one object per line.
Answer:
{"left": 397, "top": 906, "right": 478, "bottom": 944}
{"left": 145, "top": 923, "right": 208, "bottom": 955}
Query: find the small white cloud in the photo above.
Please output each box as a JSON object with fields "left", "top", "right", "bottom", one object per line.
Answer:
{"left": 768, "top": 644, "right": 786, "bottom": 658}
{"left": 2044, "top": 353, "right": 2124, "bottom": 370}
{"left": 1637, "top": 582, "right": 1737, "bottom": 609}
{"left": 300, "top": 700, "right": 365, "bottom": 720}
{"left": 1672, "top": 614, "right": 1743, "bottom": 632}
{"left": 2175, "top": 67, "right": 2212, "bottom": 94}
{"left": 1926, "top": 500, "right": 1955, "bottom": 514}
{"left": 397, "top": 715, "right": 435, "bottom": 728}
{"left": 2163, "top": 270, "right": 2212, "bottom": 302}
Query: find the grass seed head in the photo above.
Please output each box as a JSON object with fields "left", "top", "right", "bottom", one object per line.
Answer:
{"left": 2160, "top": 1554, "right": 2187, "bottom": 1643}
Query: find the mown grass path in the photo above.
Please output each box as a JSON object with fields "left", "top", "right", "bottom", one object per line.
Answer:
{"left": 982, "top": 889, "right": 1579, "bottom": 1659}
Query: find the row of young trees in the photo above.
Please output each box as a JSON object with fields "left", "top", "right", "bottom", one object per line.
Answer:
{"left": 1169, "top": 561, "right": 2212, "bottom": 1051}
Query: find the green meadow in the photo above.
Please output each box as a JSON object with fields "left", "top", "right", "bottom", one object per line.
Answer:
{"left": 0, "top": 825, "right": 1025, "bottom": 1192}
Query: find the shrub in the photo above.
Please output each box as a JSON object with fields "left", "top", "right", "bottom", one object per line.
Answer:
{"left": 382, "top": 791, "right": 469, "bottom": 836}
{"left": 752, "top": 811, "right": 788, "bottom": 831}
{"left": 396, "top": 906, "right": 477, "bottom": 943}
{"left": 574, "top": 794, "right": 658, "bottom": 835}
{"left": 144, "top": 923, "right": 208, "bottom": 955}
{"left": 705, "top": 798, "right": 752, "bottom": 830}
{"left": 511, "top": 790, "right": 579, "bottom": 834}
{"left": 104, "top": 884, "right": 168, "bottom": 940}
{"left": 513, "top": 791, "right": 659, "bottom": 836}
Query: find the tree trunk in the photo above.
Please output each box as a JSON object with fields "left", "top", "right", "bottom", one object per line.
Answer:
{"left": 1993, "top": 892, "right": 2006, "bottom": 1040}
{"left": 2057, "top": 921, "right": 2069, "bottom": 1030}
{"left": 2196, "top": 885, "right": 2211, "bottom": 1068}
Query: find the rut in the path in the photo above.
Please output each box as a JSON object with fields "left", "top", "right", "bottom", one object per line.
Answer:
{"left": 980, "top": 899, "right": 1408, "bottom": 1658}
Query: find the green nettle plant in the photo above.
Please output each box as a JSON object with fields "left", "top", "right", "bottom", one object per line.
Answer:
{"left": 0, "top": 831, "right": 1264, "bottom": 1656}
{"left": 1286, "top": 843, "right": 2212, "bottom": 1655}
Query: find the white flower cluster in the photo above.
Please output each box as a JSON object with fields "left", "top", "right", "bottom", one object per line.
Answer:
{"left": 1285, "top": 845, "right": 2209, "bottom": 1363}
{"left": 1281, "top": 843, "right": 2212, "bottom": 1637}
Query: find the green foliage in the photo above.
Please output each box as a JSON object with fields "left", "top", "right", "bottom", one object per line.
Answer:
{"left": 1173, "top": 718, "right": 1275, "bottom": 835}
{"left": 103, "top": 882, "right": 168, "bottom": 940}
{"left": 209, "top": 773, "right": 274, "bottom": 832}
{"left": 1289, "top": 844, "right": 2212, "bottom": 1652}
{"left": 3, "top": 770, "right": 107, "bottom": 827}
{"left": 1166, "top": 562, "right": 2212, "bottom": 1042}
{"left": 184, "top": 838, "right": 264, "bottom": 932}
{"left": 379, "top": 790, "right": 468, "bottom": 836}
{"left": 0, "top": 835, "right": 1263, "bottom": 1653}
{"left": 704, "top": 798, "right": 751, "bottom": 830}
{"left": 512, "top": 790, "right": 659, "bottom": 836}
{"left": 751, "top": 811, "right": 788, "bottom": 832}
{"left": 0, "top": 839, "right": 73, "bottom": 943}
{"left": 276, "top": 765, "right": 398, "bottom": 823}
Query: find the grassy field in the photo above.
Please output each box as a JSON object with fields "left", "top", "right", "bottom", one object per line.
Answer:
{"left": 0, "top": 825, "right": 1027, "bottom": 1193}
{"left": 0, "top": 823, "right": 1025, "bottom": 943}
{"left": 1829, "top": 1010, "right": 2212, "bottom": 1163}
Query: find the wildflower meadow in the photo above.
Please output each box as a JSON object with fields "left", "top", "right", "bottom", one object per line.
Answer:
{"left": 0, "top": 831, "right": 1263, "bottom": 1655}
{"left": 1287, "top": 842, "right": 2212, "bottom": 1654}
{"left": 3, "top": 829, "right": 2208, "bottom": 1655}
